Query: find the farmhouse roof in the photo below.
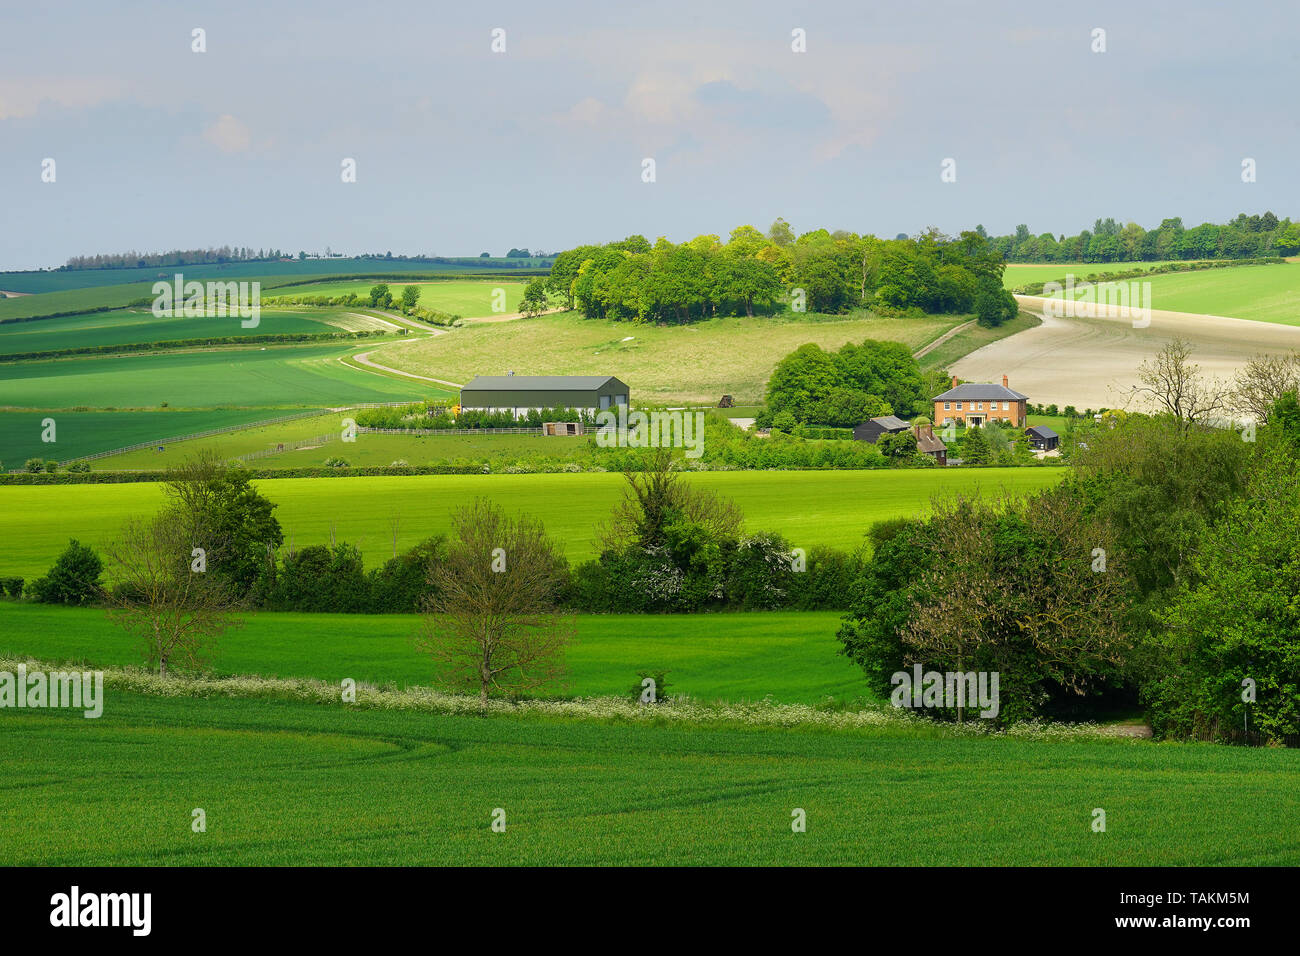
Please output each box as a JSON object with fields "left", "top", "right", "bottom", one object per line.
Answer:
{"left": 462, "top": 375, "right": 625, "bottom": 391}
{"left": 932, "top": 383, "right": 1029, "bottom": 401}
{"left": 869, "top": 415, "right": 911, "bottom": 431}
{"left": 1026, "top": 425, "right": 1059, "bottom": 439}
{"left": 914, "top": 428, "right": 946, "bottom": 454}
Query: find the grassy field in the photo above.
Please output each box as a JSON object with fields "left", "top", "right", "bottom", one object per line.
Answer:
{"left": 1001, "top": 261, "right": 1180, "bottom": 288}
{"left": 0, "top": 468, "right": 1066, "bottom": 577}
{"left": 0, "top": 308, "right": 385, "bottom": 356}
{"left": 1041, "top": 262, "right": 1300, "bottom": 325}
{"left": 0, "top": 408, "right": 320, "bottom": 467}
{"left": 3, "top": 686, "right": 1297, "bottom": 865}
{"left": 381, "top": 311, "right": 967, "bottom": 406}
{"left": 269, "top": 279, "right": 525, "bottom": 317}
{"left": 93, "top": 419, "right": 592, "bottom": 469}
{"left": 0, "top": 604, "right": 862, "bottom": 704}
{"left": 916, "top": 311, "right": 1041, "bottom": 370}
{"left": 0, "top": 342, "right": 445, "bottom": 411}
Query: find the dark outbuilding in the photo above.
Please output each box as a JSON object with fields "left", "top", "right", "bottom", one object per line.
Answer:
{"left": 1025, "top": 425, "right": 1060, "bottom": 451}
{"left": 853, "top": 415, "right": 912, "bottom": 444}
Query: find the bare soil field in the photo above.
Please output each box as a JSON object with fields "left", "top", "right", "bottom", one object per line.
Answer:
{"left": 951, "top": 295, "right": 1300, "bottom": 409}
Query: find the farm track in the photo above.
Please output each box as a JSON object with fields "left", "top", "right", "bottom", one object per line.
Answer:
{"left": 913, "top": 320, "right": 976, "bottom": 359}
{"left": 345, "top": 313, "right": 463, "bottom": 388}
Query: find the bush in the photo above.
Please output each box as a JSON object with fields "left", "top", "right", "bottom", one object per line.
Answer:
{"left": 24, "top": 458, "right": 43, "bottom": 473}
{"left": 28, "top": 539, "right": 104, "bottom": 606}
{"left": 630, "top": 670, "right": 671, "bottom": 704}
{"left": 1, "top": 577, "right": 24, "bottom": 599}
{"left": 323, "top": 456, "right": 350, "bottom": 468}
{"left": 66, "top": 460, "right": 90, "bottom": 473}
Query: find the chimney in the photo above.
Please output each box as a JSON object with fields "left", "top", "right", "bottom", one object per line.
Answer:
{"left": 951, "top": 375, "right": 959, "bottom": 388}
{"left": 1002, "top": 374, "right": 1009, "bottom": 387}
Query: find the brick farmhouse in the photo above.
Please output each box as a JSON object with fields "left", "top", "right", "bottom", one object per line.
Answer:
{"left": 933, "top": 375, "right": 1028, "bottom": 428}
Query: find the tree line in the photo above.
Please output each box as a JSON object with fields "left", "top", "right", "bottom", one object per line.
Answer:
{"left": 985, "top": 212, "right": 1300, "bottom": 263}
{"left": 546, "top": 221, "right": 1018, "bottom": 323}
{"left": 61, "top": 247, "right": 285, "bottom": 271}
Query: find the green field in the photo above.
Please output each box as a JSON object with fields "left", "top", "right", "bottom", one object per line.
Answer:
{"left": 382, "top": 310, "right": 967, "bottom": 406}
{"left": 0, "top": 308, "right": 380, "bottom": 356}
{"left": 1042, "top": 262, "right": 1300, "bottom": 325}
{"left": 0, "top": 260, "right": 549, "bottom": 296}
{"left": 0, "top": 468, "right": 1066, "bottom": 577}
{"left": 270, "top": 279, "right": 525, "bottom": 317}
{"left": 1001, "top": 261, "right": 1180, "bottom": 288}
{"left": 0, "top": 604, "right": 862, "bottom": 704}
{"left": 3, "top": 685, "right": 1296, "bottom": 865}
{"left": 0, "top": 342, "right": 445, "bottom": 411}
{"left": 90, "top": 416, "right": 597, "bottom": 469}
{"left": 0, "top": 408, "right": 320, "bottom": 467}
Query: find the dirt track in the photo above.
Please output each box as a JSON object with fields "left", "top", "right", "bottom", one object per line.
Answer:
{"left": 949, "top": 295, "right": 1300, "bottom": 409}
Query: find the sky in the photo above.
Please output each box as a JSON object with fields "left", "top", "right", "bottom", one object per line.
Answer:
{"left": 1, "top": 0, "right": 1297, "bottom": 271}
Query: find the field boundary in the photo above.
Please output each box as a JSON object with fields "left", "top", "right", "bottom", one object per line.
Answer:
{"left": 0, "top": 654, "right": 1137, "bottom": 740}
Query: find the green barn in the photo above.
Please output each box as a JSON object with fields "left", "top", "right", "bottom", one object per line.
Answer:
{"left": 459, "top": 375, "right": 629, "bottom": 418}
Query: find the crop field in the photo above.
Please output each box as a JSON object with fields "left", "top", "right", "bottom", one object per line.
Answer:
{"left": 0, "top": 342, "right": 443, "bottom": 411}
{"left": 381, "top": 310, "right": 967, "bottom": 405}
{"left": 0, "top": 408, "right": 317, "bottom": 467}
{"left": 957, "top": 294, "right": 1300, "bottom": 409}
{"left": 0, "top": 260, "right": 548, "bottom": 296}
{"left": 90, "top": 419, "right": 589, "bottom": 469}
{"left": 0, "top": 281, "right": 159, "bottom": 321}
{"left": 0, "top": 468, "right": 1066, "bottom": 577}
{"left": 2, "top": 687, "right": 1297, "bottom": 866}
{"left": 0, "top": 308, "right": 378, "bottom": 356}
{"left": 0, "top": 604, "right": 861, "bottom": 704}
{"left": 270, "top": 279, "right": 526, "bottom": 317}
{"left": 1042, "top": 261, "right": 1300, "bottom": 325}
{"left": 1001, "top": 261, "right": 1180, "bottom": 288}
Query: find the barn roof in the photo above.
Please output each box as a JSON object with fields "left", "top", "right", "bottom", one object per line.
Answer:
{"left": 1026, "top": 425, "right": 1059, "bottom": 439}
{"left": 462, "top": 375, "right": 625, "bottom": 391}
{"left": 867, "top": 415, "right": 911, "bottom": 431}
{"left": 933, "top": 383, "right": 1029, "bottom": 401}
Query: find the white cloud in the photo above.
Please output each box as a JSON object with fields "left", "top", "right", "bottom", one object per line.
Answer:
{"left": 0, "top": 75, "right": 127, "bottom": 120}
{"left": 202, "top": 114, "right": 252, "bottom": 153}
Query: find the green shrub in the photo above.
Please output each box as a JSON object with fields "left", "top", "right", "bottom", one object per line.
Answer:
{"left": 28, "top": 539, "right": 104, "bottom": 606}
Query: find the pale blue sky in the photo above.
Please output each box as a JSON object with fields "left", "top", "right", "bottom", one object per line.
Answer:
{"left": 1, "top": 0, "right": 1296, "bottom": 269}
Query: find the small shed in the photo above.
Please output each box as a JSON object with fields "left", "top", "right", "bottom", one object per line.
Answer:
{"left": 544, "top": 422, "right": 585, "bottom": 436}
{"left": 1025, "top": 425, "right": 1060, "bottom": 451}
{"left": 853, "top": 415, "right": 911, "bottom": 444}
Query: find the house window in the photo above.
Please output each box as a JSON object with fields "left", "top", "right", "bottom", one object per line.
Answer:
{"left": 944, "top": 402, "right": 951, "bottom": 411}
{"left": 956, "top": 402, "right": 963, "bottom": 410}
{"left": 1002, "top": 401, "right": 1009, "bottom": 410}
